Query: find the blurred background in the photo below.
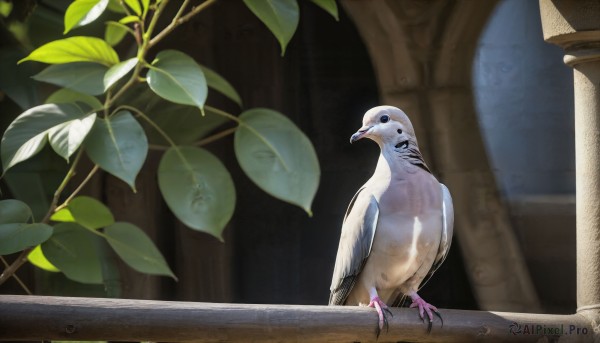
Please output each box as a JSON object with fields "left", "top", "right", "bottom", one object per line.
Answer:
{"left": 0, "top": 0, "right": 576, "bottom": 315}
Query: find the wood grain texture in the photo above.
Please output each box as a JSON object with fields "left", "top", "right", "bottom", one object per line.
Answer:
{"left": 0, "top": 295, "right": 593, "bottom": 342}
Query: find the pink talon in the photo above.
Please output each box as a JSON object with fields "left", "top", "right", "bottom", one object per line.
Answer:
{"left": 368, "top": 296, "right": 392, "bottom": 336}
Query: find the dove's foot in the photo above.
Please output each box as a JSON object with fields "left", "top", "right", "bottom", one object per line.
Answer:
{"left": 409, "top": 292, "right": 443, "bottom": 333}
{"left": 368, "top": 296, "right": 393, "bottom": 337}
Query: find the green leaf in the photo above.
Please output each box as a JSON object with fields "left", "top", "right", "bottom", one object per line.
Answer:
{"left": 310, "top": 0, "right": 338, "bottom": 21}
{"left": 0, "top": 199, "right": 32, "bottom": 224}
{"left": 84, "top": 110, "right": 148, "bottom": 190}
{"left": 42, "top": 223, "right": 103, "bottom": 284}
{"left": 147, "top": 50, "right": 207, "bottom": 109}
{"left": 107, "top": 0, "right": 126, "bottom": 13}
{"left": 158, "top": 146, "right": 235, "bottom": 240}
{"left": 0, "top": 223, "right": 53, "bottom": 255}
{"left": 45, "top": 88, "right": 104, "bottom": 110}
{"left": 3, "top": 147, "right": 68, "bottom": 221}
{"left": 19, "top": 36, "right": 120, "bottom": 67}
{"left": 50, "top": 208, "right": 76, "bottom": 223}
{"left": 48, "top": 113, "right": 97, "bottom": 162}
{"left": 140, "top": 0, "right": 150, "bottom": 15}
{"left": 105, "top": 21, "right": 130, "bottom": 46}
{"left": 123, "top": 0, "right": 141, "bottom": 15}
{"left": 235, "top": 108, "right": 319, "bottom": 215}
{"left": 0, "top": 1, "right": 12, "bottom": 17}
{"left": 28, "top": 245, "right": 60, "bottom": 272}
{"left": 119, "top": 15, "right": 140, "bottom": 24}
{"left": 67, "top": 196, "right": 115, "bottom": 229}
{"left": 104, "top": 58, "right": 137, "bottom": 91}
{"left": 104, "top": 222, "right": 175, "bottom": 278}
{"left": 33, "top": 63, "right": 108, "bottom": 96}
{"left": 199, "top": 64, "right": 242, "bottom": 107}
{"left": 0, "top": 49, "right": 40, "bottom": 109}
{"left": 1, "top": 103, "right": 95, "bottom": 171}
{"left": 64, "top": 0, "right": 110, "bottom": 34}
{"left": 242, "top": 0, "right": 299, "bottom": 56}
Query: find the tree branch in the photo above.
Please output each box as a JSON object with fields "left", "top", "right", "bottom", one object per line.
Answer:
{"left": 149, "top": 0, "right": 218, "bottom": 48}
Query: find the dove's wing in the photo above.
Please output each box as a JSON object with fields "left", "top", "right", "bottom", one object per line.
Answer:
{"left": 415, "top": 183, "right": 454, "bottom": 291}
{"left": 329, "top": 186, "right": 379, "bottom": 305}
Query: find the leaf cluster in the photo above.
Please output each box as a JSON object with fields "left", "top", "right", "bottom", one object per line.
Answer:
{"left": 0, "top": 0, "right": 336, "bottom": 287}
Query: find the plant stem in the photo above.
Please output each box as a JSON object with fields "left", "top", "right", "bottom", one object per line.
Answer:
{"left": 0, "top": 250, "right": 30, "bottom": 286}
{"left": 144, "top": 0, "right": 170, "bottom": 43}
{"left": 149, "top": 0, "right": 217, "bottom": 48}
{"left": 196, "top": 126, "right": 237, "bottom": 146}
{"left": 42, "top": 150, "right": 84, "bottom": 223}
{"left": 0, "top": 256, "right": 32, "bottom": 294}
{"left": 55, "top": 165, "right": 101, "bottom": 212}
{"left": 205, "top": 105, "right": 241, "bottom": 123}
{"left": 130, "top": 106, "right": 179, "bottom": 148}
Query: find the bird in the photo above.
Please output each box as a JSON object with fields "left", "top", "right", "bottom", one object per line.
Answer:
{"left": 329, "top": 105, "right": 454, "bottom": 336}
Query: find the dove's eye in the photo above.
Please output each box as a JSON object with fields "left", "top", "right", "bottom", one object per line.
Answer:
{"left": 380, "top": 115, "right": 389, "bottom": 123}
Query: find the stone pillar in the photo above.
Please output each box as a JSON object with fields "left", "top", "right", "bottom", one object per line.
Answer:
{"left": 539, "top": 0, "right": 600, "bottom": 320}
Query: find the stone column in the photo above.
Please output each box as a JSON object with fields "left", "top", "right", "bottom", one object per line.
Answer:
{"left": 539, "top": 0, "right": 600, "bottom": 322}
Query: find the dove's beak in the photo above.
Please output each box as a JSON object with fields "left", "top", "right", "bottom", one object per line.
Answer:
{"left": 350, "top": 126, "right": 373, "bottom": 144}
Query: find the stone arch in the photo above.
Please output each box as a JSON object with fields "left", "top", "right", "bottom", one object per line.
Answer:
{"left": 342, "top": 0, "right": 541, "bottom": 312}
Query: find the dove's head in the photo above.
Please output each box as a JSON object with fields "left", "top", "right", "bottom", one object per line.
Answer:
{"left": 350, "top": 106, "right": 418, "bottom": 149}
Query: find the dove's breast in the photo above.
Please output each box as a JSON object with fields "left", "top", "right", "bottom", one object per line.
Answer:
{"left": 346, "top": 168, "right": 444, "bottom": 305}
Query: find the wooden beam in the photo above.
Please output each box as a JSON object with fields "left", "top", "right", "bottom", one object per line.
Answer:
{"left": 0, "top": 295, "right": 594, "bottom": 342}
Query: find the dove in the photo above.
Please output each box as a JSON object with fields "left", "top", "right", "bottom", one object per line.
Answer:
{"left": 329, "top": 105, "right": 454, "bottom": 336}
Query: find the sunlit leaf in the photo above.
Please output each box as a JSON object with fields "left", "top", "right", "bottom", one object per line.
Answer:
{"left": 234, "top": 108, "right": 319, "bottom": 215}
{"left": 42, "top": 223, "right": 103, "bottom": 284}
{"left": 0, "top": 223, "right": 53, "bottom": 255}
{"left": 84, "top": 110, "right": 148, "bottom": 190}
{"left": 199, "top": 64, "right": 242, "bottom": 107}
{"left": 104, "top": 222, "right": 175, "bottom": 278}
{"left": 158, "top": 146, "right": 235, "bottom": 241}
{"left": 64, "top": 0, "right": 110, "bottom": 34}
{"left": 67, "top": 196, "right": 115, "bottom": 230}
{"left": 123, "top": 0, "right": 141, "bottom": 15}
{"left": 147, "top": 50, "right": 207, "bottom": 109}
{"left": 19, "top": 36, "right": 120, "bottom": 66}
{"left": 119, "top": 15, "right": 140, "bottom": 24}
{"left": 107, "top": 0, "right": 126, "bottom": 13}
{"left": 242, "top": 0, "right": 299, "bottom": 55}
{"left": 28, "top": 245, "right": 60, "bottom": 272}
{"left": 48, "top": 113, "right": 97, "bottom": 162}
{"left": 50, "top": 208, "right": 76, "bottom": 223}
{"left": 0, "top": 199, "right": 32, "bottom": 224}
{"left": 105, "top": 21, "right": 130, "bottom": 46}
{"left": 104, "top": 58, "right": 137, "bottom": 91}
{"left": 140, "top": 0, "right": 150, "bottom": 15}
{"left": 310, "top": 0, "right": 338, "bottom": 21}
{"left": 2, "top": 103, "right": 95, "bottom": 171}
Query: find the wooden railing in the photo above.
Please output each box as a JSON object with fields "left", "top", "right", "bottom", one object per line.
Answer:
{"left": 0, "top": 294, "right": 594, "bottom": 342}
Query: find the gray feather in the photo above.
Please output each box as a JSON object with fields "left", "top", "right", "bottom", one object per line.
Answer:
{"left": 329, "top": 188, "right": 379, "bottom": 305}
